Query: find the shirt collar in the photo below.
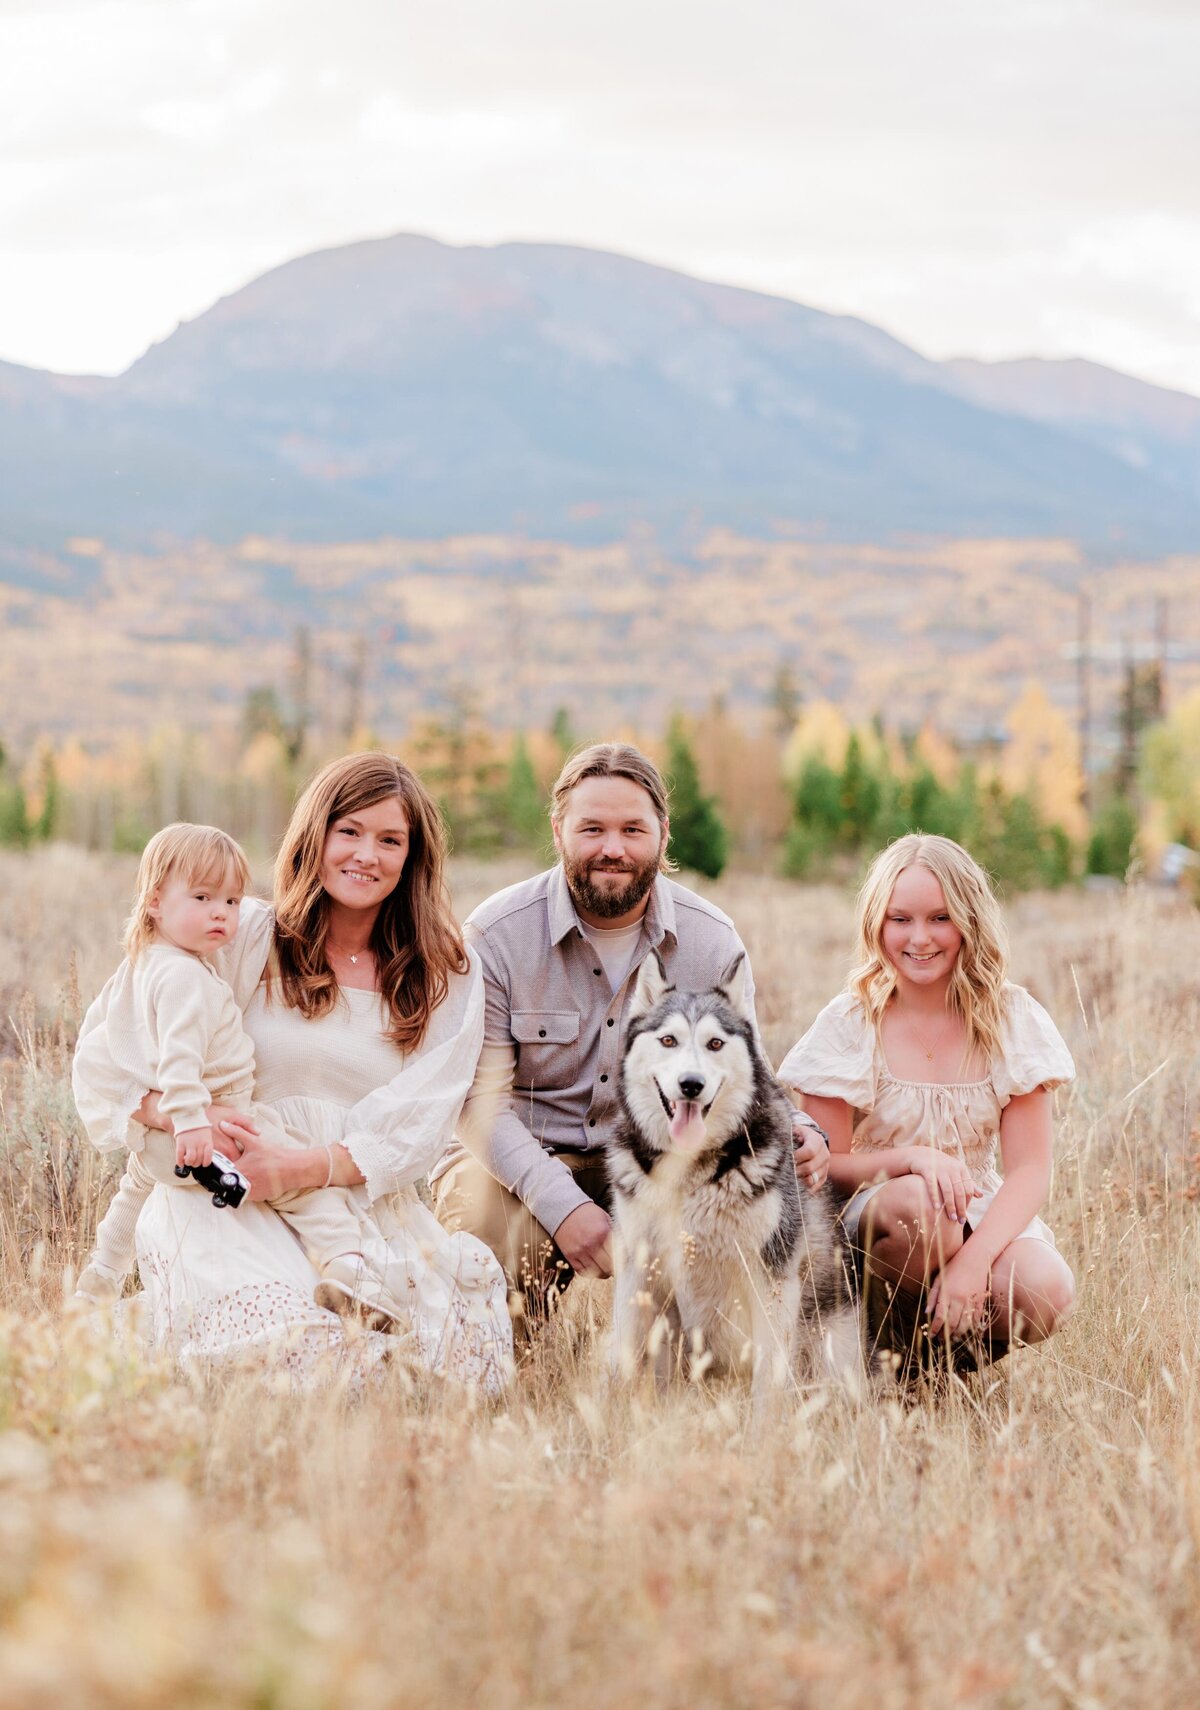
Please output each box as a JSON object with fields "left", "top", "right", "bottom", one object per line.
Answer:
{"left": 547, "top": 864, "right": 677, "bottom": 949}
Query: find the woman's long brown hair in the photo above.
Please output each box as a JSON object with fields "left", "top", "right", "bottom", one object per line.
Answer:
{"left": 272, "top": 753, "right": 468, "bottom": 1052}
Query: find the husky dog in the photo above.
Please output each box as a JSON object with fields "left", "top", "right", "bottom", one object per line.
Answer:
{"left": 607, "top": 951, "right": 860, "bottom": 1398}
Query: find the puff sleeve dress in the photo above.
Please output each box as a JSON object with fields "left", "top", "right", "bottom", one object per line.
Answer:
{"left": 778, "top": 984, "right": 1075, "bottom": 1246}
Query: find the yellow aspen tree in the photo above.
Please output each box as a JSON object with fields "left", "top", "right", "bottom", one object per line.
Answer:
{"left": 1001, "top": 681, "right": 1086, "bottom": 840}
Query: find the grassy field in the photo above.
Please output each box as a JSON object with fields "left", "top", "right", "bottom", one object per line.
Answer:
{"left": 2, "top": 847, "right": 1199, "bottom": 1708}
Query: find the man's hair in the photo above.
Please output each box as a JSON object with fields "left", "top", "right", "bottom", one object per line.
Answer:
{"left": 550, "top": 742, "right": 675, "bottom": 872}
{"left": 124, "top": 823, "right": 250, "bottom": 959}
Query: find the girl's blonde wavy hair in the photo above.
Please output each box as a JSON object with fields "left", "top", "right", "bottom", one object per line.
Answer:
{"left": 271, "top": 752, "right": 467, "bottom": 1053}
{"left": 124, "top": 823, "right": 251, "bottom": 960}
{"left": 849, "top": 834, "right": 1010, "bottom": 1069}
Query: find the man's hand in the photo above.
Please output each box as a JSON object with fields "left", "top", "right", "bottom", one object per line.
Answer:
{"left": 554, "top": 1202, "right": 614, "bottom": 1278}
{"left": 175, "top": 1125, "right": 215, "bottom": 1170}
{"left": 791, "top": 1111, "right": 830, "bottom": 1193}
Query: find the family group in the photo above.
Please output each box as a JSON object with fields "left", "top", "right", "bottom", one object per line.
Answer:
{"left": 69, "top": 743, "right": 1077, "bottom": 1396}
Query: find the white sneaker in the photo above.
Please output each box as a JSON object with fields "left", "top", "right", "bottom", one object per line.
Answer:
{"left": 74, "top": 1261, "right": 127, "bottom": 1305}
{"left": 314, "top": 1256, "right": 408, "bottom": 1334}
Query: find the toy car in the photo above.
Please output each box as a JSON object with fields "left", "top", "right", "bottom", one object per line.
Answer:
{"left": 173, "top": 1150, "right": 250, "bottom": 1208}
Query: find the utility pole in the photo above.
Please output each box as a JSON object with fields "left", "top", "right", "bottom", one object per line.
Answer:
{"left": 1077, "top": 588, "right": 1091, "bottom": 818}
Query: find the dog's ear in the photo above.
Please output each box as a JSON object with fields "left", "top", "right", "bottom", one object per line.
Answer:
{"left": 716, "top": 952, "right": 751, "bottom": 1019}
{"left": 629, "top": 949, "right": 672, "bottom": 1020}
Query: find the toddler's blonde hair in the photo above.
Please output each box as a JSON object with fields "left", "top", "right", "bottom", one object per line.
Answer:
{"left": 849, "top": 834, "right": 1009, "bottom": 1069}
{"left": 124, "top": 823, "right": 251, "bottom": 959}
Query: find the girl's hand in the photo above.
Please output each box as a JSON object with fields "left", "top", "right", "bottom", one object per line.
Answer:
{"left": 903, "top": 1146, "right": 981, "bottom": 1224}
{"left": 175, "top": 1126, "right": 215, "bottom": 1170}
{"left": 927, "top": 1244, "right": 992, "bottom": 1338}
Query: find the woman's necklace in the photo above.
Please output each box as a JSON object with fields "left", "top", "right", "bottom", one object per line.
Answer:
{"left": 328, "top": 940, "right": 370, "bottom": 966}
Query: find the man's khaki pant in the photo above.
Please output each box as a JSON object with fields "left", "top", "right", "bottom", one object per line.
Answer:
{"left": 432, "top": 1150, "right": 610, "bottom": 1315}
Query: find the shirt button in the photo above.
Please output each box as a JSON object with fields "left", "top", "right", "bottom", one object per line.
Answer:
{"left": 593, "top": 968, "right": 602, "bottom": 976}
{"left": 606, "top": 1018, "right": 614, "bottom": 1028}
{"left": 588, "top": 1118, "right": 596, "bottom": 1128}
{"left": 538, "top": 1028, "right": 546, "bottom": 1038}
{"left": 599, "top": 1073, "right": 608, "bottom": 1083}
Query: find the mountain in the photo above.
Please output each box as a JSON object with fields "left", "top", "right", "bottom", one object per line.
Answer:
{"left": 2, "top": 235, "right": 1199, "bottom": 551}
{"left": 942, "top": 356, "right": 1200, "bottom": 506}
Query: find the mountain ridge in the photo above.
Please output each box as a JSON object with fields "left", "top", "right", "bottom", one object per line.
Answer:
{"left": 2, "top": 234, "right": 1197, "bottom": 551}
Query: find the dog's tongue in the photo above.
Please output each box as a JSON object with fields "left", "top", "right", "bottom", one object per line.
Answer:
{"left": 669, "top": 1100, "right": 706, "bottom": 1151}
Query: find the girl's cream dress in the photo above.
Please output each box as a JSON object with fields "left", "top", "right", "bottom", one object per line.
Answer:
{"left": 778, "top": 983, "right": 1075, "bottom": 1245}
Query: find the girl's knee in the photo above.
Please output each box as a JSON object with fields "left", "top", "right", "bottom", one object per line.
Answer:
{"left": 995, "top": 1249, "right": 1075, "bottom": 1341}
{"left": 870, "top": 1177, "right": 928, "bottom": 1237}
{"left": 867, "top": 1178, "right": 962, "bottom": 1266}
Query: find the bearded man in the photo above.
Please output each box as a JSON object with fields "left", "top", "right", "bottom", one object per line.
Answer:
{"left": 430, "top": 742, "right": 829, "bottom": 1314}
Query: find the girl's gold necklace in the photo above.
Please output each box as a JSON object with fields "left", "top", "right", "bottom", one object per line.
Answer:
{"left": 908, "top": 1011, "right": 951, "bottom": 1062}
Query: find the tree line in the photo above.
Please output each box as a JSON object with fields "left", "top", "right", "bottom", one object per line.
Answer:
{"left": 3, "top": 671, "right": 1199, "bottom": 897}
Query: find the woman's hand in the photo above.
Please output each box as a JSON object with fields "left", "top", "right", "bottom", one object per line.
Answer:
{"left": 208, "top": 1103, "right": 260, "bottom": 1159}
{"left": 135, "top": 1090, "right": 168, "bottom": 1132}
{"left": 220, "top": 1130, "right": 305, "bottom": 1203}
{"left": 902, "top": 1146, "right": 981, "bottom": 1224}
{"left": 927, "top": 1243, "right": 992, "bottom": 1338}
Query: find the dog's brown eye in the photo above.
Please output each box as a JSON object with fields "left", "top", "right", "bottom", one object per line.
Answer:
{"left": 706, "top": 1038, "right": 725, "bottom": 1052}
{"left": 659, "top": 1034, "right": 677, "bottom": 1048}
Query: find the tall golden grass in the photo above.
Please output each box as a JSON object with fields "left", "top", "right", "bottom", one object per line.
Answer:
{"left": 2, "top": 847, "right": 1199, "bottom": 1708}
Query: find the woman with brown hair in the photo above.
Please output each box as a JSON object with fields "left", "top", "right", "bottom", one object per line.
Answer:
{"left": 74, "top": 753, "right": 512, "bottom": 1395}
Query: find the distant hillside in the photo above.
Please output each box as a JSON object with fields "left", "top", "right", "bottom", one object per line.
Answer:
{"left": 942, "top": 355, "right": 1200, "bottom": 505}
{"left": 2, "top": 235, "right": 1199, "bottom": 550}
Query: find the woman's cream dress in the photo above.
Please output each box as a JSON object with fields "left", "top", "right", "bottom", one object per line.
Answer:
{"left": 778, "top": 983, "right": 1075, "bottom": 1246}
{"left": 77, "top": 900, "right": 512, "bottom": 1395}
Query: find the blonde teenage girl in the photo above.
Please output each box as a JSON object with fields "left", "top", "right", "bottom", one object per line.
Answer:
{"left": 779, "top": 834, "right": 1076, "bottom": 1350}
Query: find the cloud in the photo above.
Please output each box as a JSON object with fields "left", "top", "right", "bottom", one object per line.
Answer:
{"left": 1, "top": 0, "right": 1198, "bottom": 389}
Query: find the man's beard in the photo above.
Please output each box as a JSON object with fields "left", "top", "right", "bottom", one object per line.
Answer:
{"left": 562, "top": 847, "right": 661, "bottom": 920}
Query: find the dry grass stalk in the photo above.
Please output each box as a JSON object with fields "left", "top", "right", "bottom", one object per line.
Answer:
{"left": 2, "top": 849, "right": 1199, "bottom": 1707}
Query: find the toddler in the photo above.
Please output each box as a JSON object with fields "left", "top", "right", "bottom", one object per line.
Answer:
{"left": 73, "top": 822, "right": 403, "bottom": 1330}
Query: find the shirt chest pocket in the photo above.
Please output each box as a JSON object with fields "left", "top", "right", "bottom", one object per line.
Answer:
{"left": 512, "top": 1009, "right": 581, "bottom": 1091}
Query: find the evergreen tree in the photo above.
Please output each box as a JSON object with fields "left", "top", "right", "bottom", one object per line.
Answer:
{"left": 500, "top": 733, "right": 548, "bottom": 851}
{"left": 1040, "top": 823, "right": 1074, "bottom": 889}
{"left": 992, "top": 792, "right": 1049, "bottom": 892}
{"left": 241, "top": 685, "right": 286, "bottom": 745}
{"left": 665, "top": 718, "right": 728, "bottom": 878}
{"left": 0, "top": 740, "right": 30, "bottom": 848}
{"left": 837, "top": 733, "right": 883, "bottom": 848}
{"left": 1116, "top": 662, "right": 1164, "bottom": 797}
{"left": 907, "top": 765, "right": 965, "bottom": 840}
{"left": 0, "top": 780, "right": 30, "bottom": 848}
{"left": 550, "top": 707, "right": 577, "bottom": 760}
{"left": 783, "top": 756, "right": 841, "bottom": 876}
{"left": 1086, "top": 794, "right": 1138, "bottom": 880}
{"left": 33, "top": 749, "right": 59, "bottom": 841}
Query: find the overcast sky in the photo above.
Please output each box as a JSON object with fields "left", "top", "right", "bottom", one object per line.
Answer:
{"left": 2, "top": 0, "right": 1198, "bottom": 392}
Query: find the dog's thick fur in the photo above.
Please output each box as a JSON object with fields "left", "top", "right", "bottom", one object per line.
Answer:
{"left": 607, "top": 952, "right": 860, "bottom": 1398}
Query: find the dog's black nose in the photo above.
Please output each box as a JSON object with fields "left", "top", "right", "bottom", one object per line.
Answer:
{"left": 678, "top": 1076, "right": 705, "bottom": 1100}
